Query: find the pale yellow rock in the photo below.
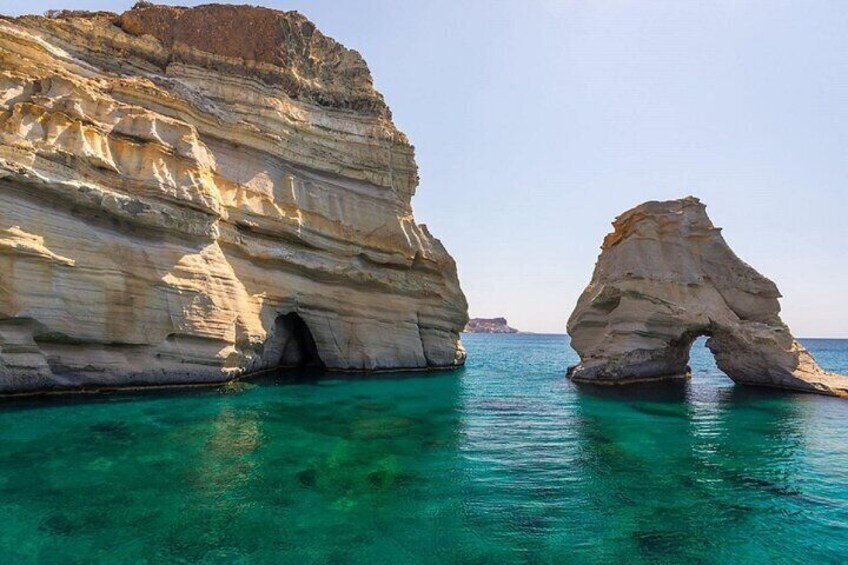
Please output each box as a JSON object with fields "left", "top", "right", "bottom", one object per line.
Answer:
{"left": 0, "top": 4, "right": 467, "bottom": 393}
{"left": 567, "top": 197, "right": 848, "bottom": 398}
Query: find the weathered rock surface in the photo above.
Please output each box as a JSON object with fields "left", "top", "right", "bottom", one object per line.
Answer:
{"left": 0, "top": 3, "right": 467, "bottom": 393}
{"left": 567, "top": 197, "right": 848, "bottom": 398}
{"left": 464, "top": 318, "right": 519, "bottom": 334}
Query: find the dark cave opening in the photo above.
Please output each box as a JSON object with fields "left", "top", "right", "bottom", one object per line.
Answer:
{"left": 265, "top": 313, "right": 325, "bottom": 372}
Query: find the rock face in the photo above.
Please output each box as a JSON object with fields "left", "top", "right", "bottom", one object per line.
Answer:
{"left": 464, "top": 318, "right": 519, "bottom": 334}
{"left": 0, "top": 4, "right": 468, "bottom": 393}
{"left": 567, "top": 197, "right": 848, "bottom": 398}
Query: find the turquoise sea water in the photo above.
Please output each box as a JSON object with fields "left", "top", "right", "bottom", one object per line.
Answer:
{"left": 1, "top": 334, "right": 848, "bottom": 563}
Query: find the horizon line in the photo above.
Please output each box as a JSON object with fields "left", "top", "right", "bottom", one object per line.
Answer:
{"left": 461, "top": 332, "right": 848, "bottom": 340}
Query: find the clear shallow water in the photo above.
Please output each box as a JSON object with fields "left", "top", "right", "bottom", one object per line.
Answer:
{"left": 1, "top": 335, "right": 848, "bottom": 563}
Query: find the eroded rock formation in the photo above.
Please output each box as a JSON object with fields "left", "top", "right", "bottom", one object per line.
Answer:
{"left": 567, "top": 197, "right": 848, "bottom": 397}
{"left": 0, "top": 3, "right": 468, "bottom": 393}
{"left": 464, "top": 318, "right": 519, "bottom": 334}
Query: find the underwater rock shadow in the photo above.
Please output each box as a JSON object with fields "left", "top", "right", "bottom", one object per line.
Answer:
{"left": 571, "top": 378, "right": 690, "bottom": 404}
{"left": 245, "top": 365, "right": 465, "bottom": 387}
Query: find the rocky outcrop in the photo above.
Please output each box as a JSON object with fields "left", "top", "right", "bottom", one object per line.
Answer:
{"left": 0, "top": 4, "right": 467, "bottom": 393}
{"left": 464, "top": 318, "right": 519, "bottom": 334}
{"left": 567, "top": 197, "right": 848, "bottom": 398}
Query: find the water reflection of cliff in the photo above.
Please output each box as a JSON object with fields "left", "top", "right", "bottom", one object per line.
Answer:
{"left": 195, "top": 406, "right": 264, "bottom": 493}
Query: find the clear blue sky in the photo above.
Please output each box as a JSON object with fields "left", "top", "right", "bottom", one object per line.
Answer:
{"left": 6, "top": 1, "right": 848, "bottom": 337}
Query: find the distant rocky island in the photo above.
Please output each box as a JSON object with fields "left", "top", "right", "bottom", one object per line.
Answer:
{"left": 464, "top": 318, "right": 519, "bottom": 334}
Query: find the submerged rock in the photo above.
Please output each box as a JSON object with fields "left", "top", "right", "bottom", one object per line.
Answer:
{"left": 567, "top": 197, "right": 848, "bottom": 398}
{"left": 0, "top": 4, "right": 467, "bottom": 393}
{"left": 464, "top": 317, "right": 519, "bottom": 334}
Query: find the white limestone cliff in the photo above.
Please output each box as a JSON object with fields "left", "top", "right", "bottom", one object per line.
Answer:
{"left": 0, "top": 3, "right": 468, "bottom": 393}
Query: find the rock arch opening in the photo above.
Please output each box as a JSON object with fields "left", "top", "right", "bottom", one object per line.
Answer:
{"left": 263, "top": 313, "right": 324, "bottom": 371}
{"left": 630, "top": 327, "right": 745, "bottom": 383}
{"left": 670, "top": 330, "right": 724, "bottom": 381}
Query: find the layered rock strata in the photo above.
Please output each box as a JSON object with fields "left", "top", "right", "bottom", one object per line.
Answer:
{"left": 0, "top": 3, "right": 468, "bottom": 393}
{"left": 567, "top": 197, "right": 848, "bottom": 398}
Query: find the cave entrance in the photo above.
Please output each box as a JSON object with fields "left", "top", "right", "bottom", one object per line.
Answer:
{"left": 264, "top": 313, "right": 324, "bottom": 372}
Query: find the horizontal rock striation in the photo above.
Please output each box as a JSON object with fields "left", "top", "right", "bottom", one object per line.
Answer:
{"left": 567, "top": 197, "right": 848, "bottom": 398}
{"left": 0, "top": 3, "right": 468, "bottom": 393}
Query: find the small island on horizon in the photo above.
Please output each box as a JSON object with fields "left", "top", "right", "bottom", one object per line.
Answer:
{"left": 464, "top": 317, "right": 519, "bottom": 334}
